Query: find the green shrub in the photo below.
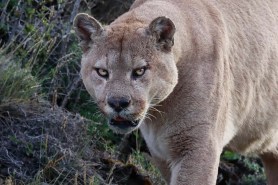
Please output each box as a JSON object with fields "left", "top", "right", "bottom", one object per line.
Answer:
{"left": 0, "top": 49, "right": 40, "bottom": 103}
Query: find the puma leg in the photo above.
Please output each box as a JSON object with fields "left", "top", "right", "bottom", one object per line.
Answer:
{"left": 260, "top": 152, "right": 278, "bottom": 185}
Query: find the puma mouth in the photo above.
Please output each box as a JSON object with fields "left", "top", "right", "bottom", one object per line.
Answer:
{"left": 109, "top": 117, "right": 140, "bottom": 129}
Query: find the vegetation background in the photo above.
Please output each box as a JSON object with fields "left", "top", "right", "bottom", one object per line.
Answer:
{"left": 0, "top": 0, "right": 267, "bottom": 184}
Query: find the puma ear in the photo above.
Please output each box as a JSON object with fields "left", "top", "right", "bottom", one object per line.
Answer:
{"left": 148, "top": 16, "right": 175, "bottom": 51}
{"left": 73, "top": 13, "right": 103, "bottom": 52}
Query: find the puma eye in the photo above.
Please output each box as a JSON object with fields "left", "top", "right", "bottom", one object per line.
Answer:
{"left": 132, "top": 67, "right": 146, "bottom": 78}
{"left": 95, "top": 68, "right": 109, "bottom": 78}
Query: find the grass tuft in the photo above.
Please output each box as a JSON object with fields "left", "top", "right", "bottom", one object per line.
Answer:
{"left": 0, "top": 48, "right": 40, "bottom": 104}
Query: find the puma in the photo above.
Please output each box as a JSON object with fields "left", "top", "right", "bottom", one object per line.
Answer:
{"left": 73, "top": 0, "right": 278, "bottom": 184}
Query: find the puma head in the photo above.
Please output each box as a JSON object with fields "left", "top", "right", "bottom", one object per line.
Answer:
{"left": 73, "top": 13, "right": 178, "bottom": 134}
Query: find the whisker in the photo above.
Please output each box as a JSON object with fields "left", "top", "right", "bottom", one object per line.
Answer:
{"left": 144, "top": 115, "right": 152, "bottom": 121}
{"left": 149, "top": 105, "right": 165, "bottom": 118}
{"left": 146, "top": 112, "right": 157, "bottom": 119}
{"left": 149, "top": 102, "right": 163, "bottom": 108}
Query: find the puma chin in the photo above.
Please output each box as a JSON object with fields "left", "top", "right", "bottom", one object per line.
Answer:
{"left": 106, "top": 111, "right": 145, "bottom": 134}
{"left": 74, "top": 13, "right": 178, "bottom": 135}
{"left": 103, "top": 100, "right": 149, "bottom": 134}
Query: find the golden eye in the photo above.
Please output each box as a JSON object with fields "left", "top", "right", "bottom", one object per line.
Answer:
{"left": 96, "top": 68, "right": 109, "bottom": 78}
{"left": 133, "top": 67, "right": 146, "bottom": 77}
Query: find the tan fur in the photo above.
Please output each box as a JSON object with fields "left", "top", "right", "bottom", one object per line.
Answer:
{"left": 73, "top": 0, "right": 278, "bottom": 184}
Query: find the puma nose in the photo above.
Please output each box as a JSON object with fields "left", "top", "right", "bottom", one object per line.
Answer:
{"left": 108, "top": 96, "right": 131, "bottom": 112}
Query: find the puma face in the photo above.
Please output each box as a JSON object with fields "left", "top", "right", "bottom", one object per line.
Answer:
{"left": 74, "top": 14, "right": 178, "bottom": 134}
